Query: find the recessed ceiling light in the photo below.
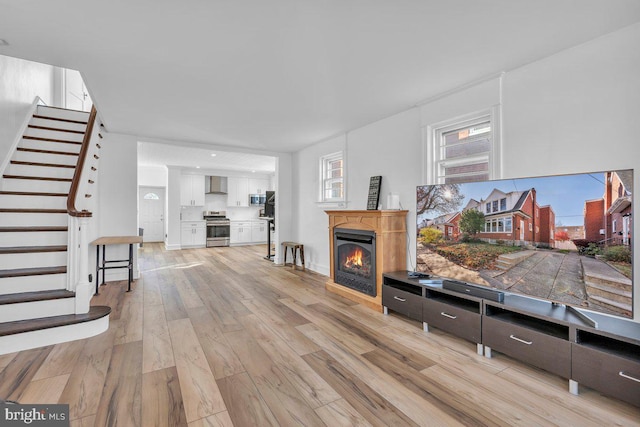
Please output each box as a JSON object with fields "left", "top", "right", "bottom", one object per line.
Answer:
{"left": 251, "top": 170, "right": 256, "bottom": 173}
{"left": 210, "top": 153, "right": 217, "bottom": 157}
{"left": 0, "top": 39, "right": 9, "bottom": 46}
{"left": 196, "top": 166, "right": 201, "bottom": 169}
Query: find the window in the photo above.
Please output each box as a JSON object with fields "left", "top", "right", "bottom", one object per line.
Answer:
{"left": 486, "top": 203, "right": 490, "bottom": 213}
{"left": 500, "top": 198, "right": 507, "bottom": 211}
{"left": 425, "top": 109, "right": 501, "bottom": 184}
{"left": 143, "top": 192, "right": 159, "bottom": 200}
{"left": 529, "top": 223, "right": 533, "bottom": 232}
{"left": 320, "top": 152, "right": 344, "bottom": 203}
{"left": 492, "top": 200, "right": 498, "bottom": 212}
{"left": 505, "top": 218, "right": 512, "bottom": 233}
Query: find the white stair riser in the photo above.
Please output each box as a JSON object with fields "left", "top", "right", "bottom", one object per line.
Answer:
{"left": 0, "top": 194, "right": 67, "bottom": 209}
{"left": 7, "top": 163, "right": 75, "bottom": 180}
{"left": 0, "top": 273, "right": 67, "bottom": 294}
{"left": 0, "top": 212, "right": 68, "bottom": 227}
{"left": 13, "top": 150, "right": 78, "bottom": 166}
{"left": 0, "top": 315, "right": 108, "bottom": 355}
{"left": 0, "top": 231, "right": 68, "bottom": 247}
{"left": 0, "top": 251, "right": 67, "bottom": 270}
{"left": 36, "top": 106, "right": 90, "bottom": 123}
{"left": 20, "top": 138, "right": 81, "bottom": 153}
{"left": 30, "top": 117, "right": 88, "bottom": 133}
{"left": 0, "top": 298, "right": 75, "bottom": 323}
{"left": 24, "top": 128, "right": 84, "bottom": 143}
{"left": 2, "top": 179, "right": 71, "bottom": 193}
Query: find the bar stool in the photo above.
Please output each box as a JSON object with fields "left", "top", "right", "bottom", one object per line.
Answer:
{"left": 282, "top": 241, "right": 305, "bottom": 270}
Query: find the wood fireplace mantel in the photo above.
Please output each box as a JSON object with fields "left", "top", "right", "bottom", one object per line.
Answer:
{"left": 326, "top": 210, "right": 408, "bottom": 312}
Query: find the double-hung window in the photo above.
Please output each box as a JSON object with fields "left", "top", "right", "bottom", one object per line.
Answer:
{"left": 319, "top": 152, "right": 344, "bottom": 203}
{"left": 426, "top": 109, "right": 500, "bottom": 184}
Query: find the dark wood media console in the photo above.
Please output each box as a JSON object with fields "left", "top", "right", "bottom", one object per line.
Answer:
{"left": 382, "top": 271, "right": 640, "bottom": 408}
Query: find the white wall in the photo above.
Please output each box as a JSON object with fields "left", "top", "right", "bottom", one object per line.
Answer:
{"left": 293, "top": 134, "right": 346, "bottom": 274}
{"left": 97, "top": 132, "right": 140, "bottom": 281}
{"left": 292, "top": 23, "right": 640, "bottom": 319}
{"left": 0, "top": 55, "right": 57, "bottom": 169}
{"left": 138, "top": 165, "right": 167, "bottom": 187}
{"left": 502, "top": 23, "right": 640, "bottom": 318}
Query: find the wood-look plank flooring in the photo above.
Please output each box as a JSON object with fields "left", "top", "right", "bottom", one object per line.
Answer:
{"left": 1, "top": 243, "right": 639, "bottom": 426}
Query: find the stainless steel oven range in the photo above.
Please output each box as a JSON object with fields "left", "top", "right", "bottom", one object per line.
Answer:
{"left": 203, "top": 211, "right": 230, "bottom": 247}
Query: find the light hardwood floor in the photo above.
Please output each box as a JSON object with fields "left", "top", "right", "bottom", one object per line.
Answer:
{"left": 1, "top": 243, "right": 639, "bottom": 426}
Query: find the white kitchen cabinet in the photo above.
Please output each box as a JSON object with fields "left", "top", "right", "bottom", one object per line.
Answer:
{"left": 251, "top": 220, "right": 268, "bottom": 243}
{"left": 227, "top": 177, "right": 249, "bottom": 207}
{"left": 181, "top": 221, "right": 206, "bottom": 247}
{"left": 248, "top": 178, "right": 270, "bottom": 195}
{"left": 180, "top": 175, "right": 205, "bottom": 206}
{"left": 230, "top": 221, "right": 252, "bottom": 244}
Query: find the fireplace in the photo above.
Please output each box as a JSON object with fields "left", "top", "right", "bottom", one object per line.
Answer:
{"left": 334, "top": 228, "right": 376, "bottom": 296}
{"left": 326, "top": 210, "right": 407, "bottom": 312}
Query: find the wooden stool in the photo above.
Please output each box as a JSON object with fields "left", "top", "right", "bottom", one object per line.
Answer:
{"left": 282, "top": 241, "right": 305, "bottom": 270}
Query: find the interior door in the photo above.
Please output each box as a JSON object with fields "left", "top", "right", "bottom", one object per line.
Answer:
{"left": 65, "top": 69, "right": 93, "bottom": 111}
{"left": 139, "top": 187, "right": 165, "bottom": 242}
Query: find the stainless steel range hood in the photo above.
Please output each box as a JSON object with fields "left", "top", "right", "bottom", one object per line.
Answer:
{"left": 206, "top": 176, "right": 228, "bottom": 194}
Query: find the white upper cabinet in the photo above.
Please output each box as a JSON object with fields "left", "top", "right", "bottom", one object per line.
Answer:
{"left": 248, "top": 178, "right": 270, "bottom": 195}
{"left": 180, "top": 175, "right": 205, "bottom": 206}
{"left": 227, "top": 177, "right": 249, "bottom": 207}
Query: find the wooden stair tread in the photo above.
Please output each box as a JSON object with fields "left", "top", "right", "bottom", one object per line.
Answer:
{"left": 23, "top": 135, "right": 83, "bottom": 145}
{"left": 0, "top": 245, "right": 67, "bottom": 254}
{"left": 10, "top": 160, "right": 76, "bottom": 169}
{"left": 0, "top": 208, "right": 66, "bottom": 213}
{"left": 28, "top": 124, "right": 85, "bottom": 134}
{"left": 0, "top": 266, "right": 66, "bottom": 278}
{"left": 32, "top": 114, "right": 88, "bottom": 125}
{"left": 0, "top": 226, "right": 68, "bottom": 232}
{"left": 0, "top": 289, "right": 75, "bottom": 306}
{"left": 2, "top": 174, "right": 72, "bottom": 182}
{"left": 0, "top": 191, "right": 68, "bottom": 197}
{"left": 0, "top": 305, "right": 110, "bottom": 337}
{"left": 17, "top": 147, "right": 79, "bottom": 156}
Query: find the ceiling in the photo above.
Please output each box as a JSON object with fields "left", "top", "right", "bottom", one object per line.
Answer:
{"left": 2, "top": 1, "right": 640, "bottom": 156}
{"left": 138, "top": 141, "right": 276, "bottom": 173}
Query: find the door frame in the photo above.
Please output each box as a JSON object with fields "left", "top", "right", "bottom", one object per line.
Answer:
{"left": 138, "top": 185, "right": 167, "bottom": 243}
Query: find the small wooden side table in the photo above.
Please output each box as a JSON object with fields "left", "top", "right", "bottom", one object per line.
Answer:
{"left": 91, "top": 235, "right": 143, "bottom": 295}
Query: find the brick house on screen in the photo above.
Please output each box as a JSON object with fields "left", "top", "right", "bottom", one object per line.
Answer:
{"left": 584, "top": 170, "right": 633, "bottom": 245}
{"left": 425, "top": 188, "right": 556, "bottom": 247}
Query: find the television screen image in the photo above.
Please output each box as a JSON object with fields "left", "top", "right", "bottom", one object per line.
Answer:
{"left": 416, "top": 169, "right": 633, "bottom": 318}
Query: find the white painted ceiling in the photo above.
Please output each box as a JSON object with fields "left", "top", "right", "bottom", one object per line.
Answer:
{"left": 138, "top": 141, "right": 276, "bottom": 173}
{"left": 2, "top": 1, "right": 640, "bottom": 156}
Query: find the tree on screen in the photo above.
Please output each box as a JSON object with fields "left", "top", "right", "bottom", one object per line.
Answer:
{"left": 459, "top": 209, "right": 485, "bottom": 236}
{"left": 417, "top": 184, "right": 464, "bottom": 216}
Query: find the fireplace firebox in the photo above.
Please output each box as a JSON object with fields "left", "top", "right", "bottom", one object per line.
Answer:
{"left": 333, "top": 228, "right": 376, "bottom": 296}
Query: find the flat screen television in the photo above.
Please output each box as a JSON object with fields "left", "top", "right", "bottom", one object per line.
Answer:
{"left": 416, "top": 169, "right": 633, "bottom": 318}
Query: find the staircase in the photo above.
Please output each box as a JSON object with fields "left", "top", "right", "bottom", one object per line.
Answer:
{"left": 581, "top": 255, "right": 633, "bottom": 317}
{"left": 0, "top": 105, "right": 110, "bottom": 355}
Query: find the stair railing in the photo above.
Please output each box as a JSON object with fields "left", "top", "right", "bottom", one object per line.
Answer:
{"left": 67, "top": 106, "right": 100, "bottom": 313}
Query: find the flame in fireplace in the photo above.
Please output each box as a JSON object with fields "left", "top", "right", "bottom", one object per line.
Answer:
{"left": 345, "top": 248, "right": 363, "bottom": 269}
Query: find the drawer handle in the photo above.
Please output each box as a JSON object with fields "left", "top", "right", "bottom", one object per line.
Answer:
{"left": 393, "top": 296, "right": 406, "bottom": 302}
{"left": 619, "top": 371, "right": 640, "bottom": 383}
{"left": 440, "top": 312, "right": 457, "bottom": 319}
{"left": 509, "top": 335, "right": 532, "bottom": 345}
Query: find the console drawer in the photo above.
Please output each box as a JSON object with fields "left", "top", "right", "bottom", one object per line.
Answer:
{"left": 423, "top": 298, "right": 481, "bottom": 343}
{"left": 483, "top": 316, "right": 571, "bottom": 378}
{"left": 382, "top": 286, "right": 422, "bottom": 321}
{"left": 572, "top": 344, "right": 640, "bottom": 407}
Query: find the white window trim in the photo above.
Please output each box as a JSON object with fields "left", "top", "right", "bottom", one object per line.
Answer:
{"left": 423, "top": 106, "right": 501, "bottom": 184}
{"left": 318, "top": 151, "right": 347, "bottom": 207}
